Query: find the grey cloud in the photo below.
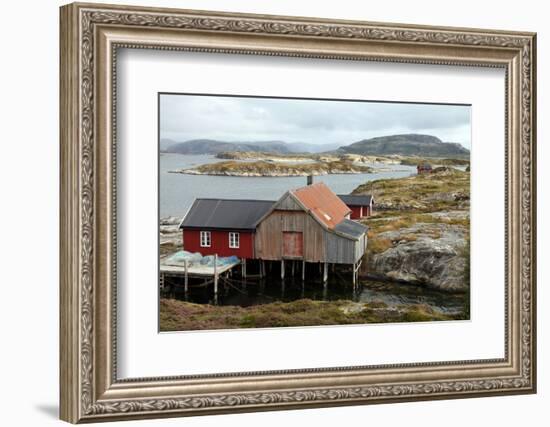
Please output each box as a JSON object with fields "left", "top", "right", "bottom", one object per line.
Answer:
{"left": 160, "top": 94, "right": 471, "bottom": 149}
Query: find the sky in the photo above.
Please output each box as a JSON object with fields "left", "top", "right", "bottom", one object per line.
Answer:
{"left": 160, "top": 94, "right": 472, "bottom": 150}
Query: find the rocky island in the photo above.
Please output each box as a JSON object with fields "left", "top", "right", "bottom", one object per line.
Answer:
{"left": 170, "top": 159, "right": 374, "bottom": 177}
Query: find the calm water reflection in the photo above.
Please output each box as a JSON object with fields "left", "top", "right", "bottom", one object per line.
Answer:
{"left": 164, "top": 275, "right": 466, "bottom": 315}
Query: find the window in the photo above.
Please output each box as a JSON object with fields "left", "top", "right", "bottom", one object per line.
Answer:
{"left": 229, "top": 232, "right": 240, "bottom": 249}
{"left": 200, "top": 231, "right": 211, "bottom": 247}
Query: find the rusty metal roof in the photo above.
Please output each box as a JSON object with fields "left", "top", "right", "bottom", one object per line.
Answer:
{"left": 291, "top": 182, "right": 351, "bottom": 229}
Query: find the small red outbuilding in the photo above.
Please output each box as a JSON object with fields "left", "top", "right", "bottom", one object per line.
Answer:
{"left": 337, "top": 194, "right": 374, "bottom": 219}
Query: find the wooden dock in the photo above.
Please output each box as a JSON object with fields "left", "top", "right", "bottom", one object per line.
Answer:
{"left": 160, "top": 254, "right": 241, "bottom": 296}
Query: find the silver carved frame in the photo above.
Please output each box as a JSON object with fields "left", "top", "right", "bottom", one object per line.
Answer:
{"left": 59, "top": 2, "right": 537, "bottom": 423}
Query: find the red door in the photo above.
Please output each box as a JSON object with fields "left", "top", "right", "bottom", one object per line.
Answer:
{"left": 283, "top": 232, "right": 303, "bottom": 258}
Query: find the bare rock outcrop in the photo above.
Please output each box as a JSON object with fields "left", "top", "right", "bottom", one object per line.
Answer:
{"left": 364, "top": 223, "right": 469, "bottom": 292}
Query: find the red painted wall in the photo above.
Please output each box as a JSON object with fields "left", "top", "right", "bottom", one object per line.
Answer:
{"left": 182, "top": 229, "right": 255, "bottom": 258}
{"left": 349, "top": 206, "right": 363, "bottom": 219}
{"left": 349, "top": 205, "right": 371, "bottom": 219}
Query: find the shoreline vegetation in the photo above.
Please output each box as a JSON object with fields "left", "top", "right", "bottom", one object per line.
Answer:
{"left": 168, "top": 151, "right": 469, "bottom": 177}
{"left": 160, "top": 298, "right": 458, "bottom": 331}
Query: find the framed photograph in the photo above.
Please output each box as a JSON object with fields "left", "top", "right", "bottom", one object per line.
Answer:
{"left": 60, "top": 2, "right": 537, "bottom": 423}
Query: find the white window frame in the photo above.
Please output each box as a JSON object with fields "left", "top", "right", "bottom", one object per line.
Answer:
{"left": 228, "top": 232, "right": 240, "bottom": 249}
{"left": 200, "top": 231, "right": 211, "bottom": 247}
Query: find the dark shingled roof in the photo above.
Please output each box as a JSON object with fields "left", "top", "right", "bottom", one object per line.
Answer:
{"left": 180, "top": 199, "right": 275, "bottom": 230}
{"left": 334, "top": 219, "right": 368, "bottom": 239}
{"left": 337, "top": 194, "right": 373, "bottom": 206}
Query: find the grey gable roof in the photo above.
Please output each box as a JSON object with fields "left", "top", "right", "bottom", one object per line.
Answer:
{"left": 337, "top": 194, "right": 373, "bottom": 206}
{"left": 334, "top": 219, "right": 368, "bottom": 239}
{"left": 180, "top": 199, "right": 275, "bottom": 230}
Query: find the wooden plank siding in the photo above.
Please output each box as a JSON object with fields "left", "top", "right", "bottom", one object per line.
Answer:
{"left": 255, "top": 210, "right": 326, "bottom": 262}
{"left": 325, "top": 232, "right": 364, "bottom": 264}
{"left": 355, "top": 233, "right": 367, "bottom": 263}
{"left": 276, "top": 193, "right": 303, "bottom": 211}
{"left": 255, "top": 211, "right": 284, "bottom": 260}
{"left": 302, "top": 214, "right": 326, "bottom": 262}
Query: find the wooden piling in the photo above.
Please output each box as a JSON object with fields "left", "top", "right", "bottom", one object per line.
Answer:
{"left": 281, "top": 260, "right": 285, "bottom": 280}
{"left": 214, "top": 254, "right": 219, "bottom": 295}
{"left": 260, "top": 260, "right": 264, "bottom": 278}
{"left": 302, "top": 260, "right": 306, "bottom": 281}
{"left": 323, "top": 263, "right": 328, "bottom": 285}
{"left": 354, "top": 259, "right": 362, "bottom": 289}
{"left": 184, "top": 260, "right": 188, "bottom": 293}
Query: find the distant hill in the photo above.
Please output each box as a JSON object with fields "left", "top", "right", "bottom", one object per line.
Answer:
{"left": 160, "top": 138, "right": 178, "bottom": 151}
{"left": 161, "top": 139, "right": 339, "bottom": 155}
{"left": 337, "top": 134, "right": 469, "bottom": 158}
{"left": 161, "top": 134, "right": 469, "bottom": 157}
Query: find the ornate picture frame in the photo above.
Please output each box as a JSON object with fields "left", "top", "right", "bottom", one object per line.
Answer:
{"left": 60, "top": 2, "right": 536, "bottom": 423}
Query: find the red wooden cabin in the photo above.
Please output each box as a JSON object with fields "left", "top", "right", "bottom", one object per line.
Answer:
{"left": 179, "top": 199, "right": 274, "bottom": 258}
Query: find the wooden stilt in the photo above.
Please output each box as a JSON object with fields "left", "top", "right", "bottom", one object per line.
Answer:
{"left": 302, "top": 260, "right": 306, "bottom": 281}
{"left": 184, "top": 260, "right": 189, "bottom": 294}
{"left": 354, "top": 259, "right": 362, "bottom": 289}
{"left": 243, "top": 258, "right": 247, "bottom": 278}
{"left": 281, "top": 259, "right": 285, "bottom": 280}
{"left": 291, "top": 260, "right": 295, "bottom": 276}
{"left": 323, "top": 263, "right": 328, "bottom": 285}
{"left": 352, "top": 262, "right": 356, "bottom": 287}
{"left": 214, "top": 254, "right": 219, "bottom": 296}
{"left": 260, "top": 260, "right": 264, "bottom": 278}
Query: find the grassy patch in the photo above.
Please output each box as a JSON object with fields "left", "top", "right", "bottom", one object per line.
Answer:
{"left": 159, "top": 298, "right": 457, "bottom": 331}
{"left": 354, "top": 167, "right": 469, "bottom": 213}
{"left": 399, "top": 157, "right": 470, "bottom": 167}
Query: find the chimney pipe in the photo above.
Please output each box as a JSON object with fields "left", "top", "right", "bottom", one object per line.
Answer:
{"left": 307, "top": 175, "right": 313, "bottom": 185}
